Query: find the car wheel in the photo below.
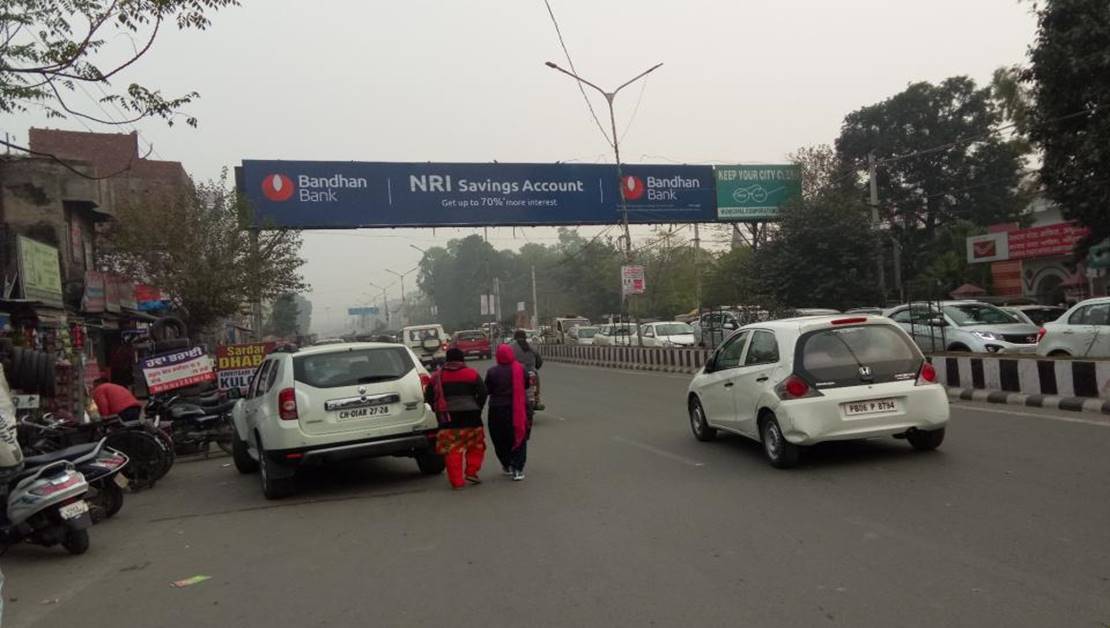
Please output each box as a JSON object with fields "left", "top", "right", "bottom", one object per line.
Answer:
{"left": 257, "top": 434, "right": 295, "bottom": 499}
{"left": 760, "top": 413, "right": 800, "bottom": 469}
{"left": 907, "top": 427, "right": 945, "bottom": 452}
{"left": 947, "top": 344, "right": 971, "bottom": 352}
{"left": 688, "top": 397, "right": 717, "bottom": 442}
{"left": 415, "top": 450, "right": 445, "bottom": 475}
{"left": 1048, "top": 350, "right": 1071, "bottom": 357}
{"left": 232, "top": 427, "right": 259, "bottom": 474}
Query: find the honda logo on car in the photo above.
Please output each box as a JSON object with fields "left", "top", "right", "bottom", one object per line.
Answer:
{"left": 262, "top": 172, "right": 369, "bottom": 203}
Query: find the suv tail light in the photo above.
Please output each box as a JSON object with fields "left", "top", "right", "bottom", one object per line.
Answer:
{"left": 776, "top": 375, "right": 822, "bottom": 400}
{"left": 1036, "top": 327, "right": 1047, "bottom": 343}
{"left": 916, "top": 361, "right": 937, "bottom": 386}
{"left": 278, "top": 388, "right": 298, "bottom": 421}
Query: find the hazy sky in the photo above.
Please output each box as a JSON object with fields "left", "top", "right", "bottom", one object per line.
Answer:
{"left": 5, "top": 1, "right": 1038, "bottom": 333}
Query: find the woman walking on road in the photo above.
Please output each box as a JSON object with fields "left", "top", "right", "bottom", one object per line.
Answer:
{"left": 425, "top": 348, "right": 488, "bottom": 489}
{"left": 485, "top": 344, "right": 531, "bottom": 481}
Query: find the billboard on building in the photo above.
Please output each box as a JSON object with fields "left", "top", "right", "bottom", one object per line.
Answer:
{"left": 239, "top": 161, "right": 718, "bottom": 228}
{"left": 17, "top": 236, "right": 63, "bottom": 307}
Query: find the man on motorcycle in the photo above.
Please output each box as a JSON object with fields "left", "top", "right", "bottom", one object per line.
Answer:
{"left": 510, "top": 329, "right": 544, "bottom": 411}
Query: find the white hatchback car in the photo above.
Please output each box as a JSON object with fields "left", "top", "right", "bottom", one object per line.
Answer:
{"left": 1035, "top": 297, "right": 1110, "bottom": 358}
{"left": 593, "top": 324, "right": 639, "bottom": 346}
{"left": 687, "top": 316, "right": 949, "bottom": 468}
{"left": 230, "top": 342, "right": 441, "bottom": 498}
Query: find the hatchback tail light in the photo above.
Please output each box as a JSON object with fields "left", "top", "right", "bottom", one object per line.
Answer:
{"left": 419, "top": 373, "right": 432, "bottom": 392}
{"left": 1036, "top": 327, "right": 1047, "bottom": 343}
{"left": 775, "top": 375, "right": 822, "bottom": 400}
{"left": 278, "top": 387, "right": 298, "bottom": 421}
{"left": 916, "top": 361, "right": 937, "bottom": 386}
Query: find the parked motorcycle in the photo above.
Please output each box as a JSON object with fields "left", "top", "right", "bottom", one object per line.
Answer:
{"left": 17, "top": 435, "right": 129, "bottom": 523}
{"left": 0, "top": 459, "right": 92, "bottom": 555}
{"left": 18, "top": 413, "right": 169, "bottom": 490}
{"left": 146, "top": 392, "right": 235, "bottom": 456}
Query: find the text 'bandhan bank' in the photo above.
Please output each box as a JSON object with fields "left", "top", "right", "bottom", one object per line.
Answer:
{"left": 238, "top": 161, "right": 802, "bottom": 228}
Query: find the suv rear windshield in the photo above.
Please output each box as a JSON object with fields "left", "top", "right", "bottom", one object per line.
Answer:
{"left": 407, "top": 328, "right": 442, "bottom": 341}
{"left": 455, "top": 331, "right": 486, "bottom": 341}
{"left": 795, "top": 325, "right": 922, "bottom": 388}
{"left": 293, "top": 347, "right": 414, "bottom": 389}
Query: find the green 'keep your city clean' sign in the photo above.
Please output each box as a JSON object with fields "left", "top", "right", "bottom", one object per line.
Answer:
{"left": 714, "top": 165, "right": 803, "bottom": 221}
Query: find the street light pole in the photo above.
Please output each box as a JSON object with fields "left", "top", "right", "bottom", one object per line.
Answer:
{"left": 545, "top": 60, "right": 662, "bottom": 345}
{"left": 386, "top": 267, "right": 419, "bottom": 328}
{"left": 368, "top": 281, "right": 389, "bottom": 328}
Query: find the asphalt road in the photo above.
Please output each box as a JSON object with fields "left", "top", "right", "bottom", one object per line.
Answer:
{"left": 4, "top": 360, "right": 1110, "bottom": 628}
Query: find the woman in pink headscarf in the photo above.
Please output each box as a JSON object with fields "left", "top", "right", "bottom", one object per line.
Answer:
{"left": 484, "top": 344, "right": 531, "bottom": 481}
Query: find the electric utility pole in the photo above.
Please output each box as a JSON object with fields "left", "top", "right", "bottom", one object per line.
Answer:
{"left": 868, "top": 152, "right": 887, "bottom": 306}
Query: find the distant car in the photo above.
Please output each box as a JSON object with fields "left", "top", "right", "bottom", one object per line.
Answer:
{"left": 692, "top": 310, "right": 741, "bottom": 349}
{"left": 553, "top": 316, "right": 591, "bottom": 344}
{"left": 686, "top": 315, "right": 949, "bottom": 468}
{"left": 594, "top": 323, "right": 639, "bottom": 346}
{"left": 402, "top": 324, "right": 448, "bottom": 366}
{"left": 639, "top": 321, "right": 696, "bottom": 347}
{"left": 567, "top": 325, "right": 598, "bottom": 345}
{"left": 449, "top": 329, "right": 491, "bottom": 360}
{"left": 1004, "top": 305, "right": 1067, "bottom": 327}
{"left": 230, "top": 342, "right": 441, "bottom": 498}
{"left": 1035, "top": 297, "right": 1110, "bottom": 358}
{"left": 884, "top": 301, "right": 1039, "bottom": 353}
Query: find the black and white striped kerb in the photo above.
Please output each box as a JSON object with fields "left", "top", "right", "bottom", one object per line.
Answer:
{"left": 933, "top": 356, "right": 1110, "bottom": 400}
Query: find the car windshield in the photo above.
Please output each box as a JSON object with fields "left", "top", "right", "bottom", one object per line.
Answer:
{"left": 943, "top": 304, "right": 1020, "bottom": 326}
{"left": 407, "top": 328, "right": 441, "bottom": 341}
{"left": 797, "top": 325, "right": 921, "bottom": 388}
{"left": 655, "top": 323, "right": 693, "bottom": 336}
{"left": 294, "top": 347, "right": 414, "bottom": 388}
{"left": 576, "top": 327, "right": 598, "bottom": 338}
{"left": 1022, "top": 308, "right": 1066, "bottom": 325}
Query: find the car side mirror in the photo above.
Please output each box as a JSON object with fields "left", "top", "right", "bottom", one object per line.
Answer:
{"left": 704, "top": 355, "right": 716, "bottom": 373}
{"left": 928, "top": 317, "right": 948, "bottom": 327}
{"left": 724, "top": 321, "right": 738, "bottom": 330}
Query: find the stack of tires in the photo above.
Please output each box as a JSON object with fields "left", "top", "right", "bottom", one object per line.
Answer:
{"left": 148, "top": 316, "right": 189, "bottom": 355}
{"left": 0, "top": 339, "right": 56, "bottom": 397}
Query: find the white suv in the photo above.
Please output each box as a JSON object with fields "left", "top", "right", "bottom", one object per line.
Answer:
{"left": 230, "top": 342, "right": 442, "bottom": 499}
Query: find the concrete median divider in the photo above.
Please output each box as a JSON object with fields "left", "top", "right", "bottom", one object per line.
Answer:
{"left": 541, "top": 344, "right": 710, "bottom": 375}
{"left": 929, "top": 353, "right": 1110, "bottom": 414}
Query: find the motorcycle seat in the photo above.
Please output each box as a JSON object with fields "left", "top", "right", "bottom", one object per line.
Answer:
{"left": 23, "top": 442, "right": 98, "bottom": 467}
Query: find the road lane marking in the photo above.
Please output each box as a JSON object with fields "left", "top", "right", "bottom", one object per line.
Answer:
{"left": 612, "top": 435, "right": 705, "bottom": 467}
{"left": 951, "top": 402, "right": 1110, "bottom": 428}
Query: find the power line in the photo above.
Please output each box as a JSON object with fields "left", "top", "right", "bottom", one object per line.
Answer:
{"left": 542, "top": 0, "right": 613, "bottom": 147}
{"left": 619, "top": 76, "right": 648, "bottom": 144}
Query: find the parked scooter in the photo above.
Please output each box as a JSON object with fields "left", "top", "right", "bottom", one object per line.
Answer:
{"left": 17, "top": 433, "right": 129, "bottom": 523}
{"left": 0, "top": 459, "right": 92, "bottom": 555}
{"left": 146, "top": 392, "right": 235, "bottom": 456}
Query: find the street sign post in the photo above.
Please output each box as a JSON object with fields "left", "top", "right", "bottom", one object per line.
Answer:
{"left": 714, "top": 165, "right": 802, "bottom": 221}
{"left": 347, "top": 306, "right": 379, "bottom": 316}
{"left": 621, "top": 265, "right": 646, "bottom": 296}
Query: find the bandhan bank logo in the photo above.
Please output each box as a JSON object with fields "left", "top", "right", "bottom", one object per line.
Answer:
{"left": 261, "top": 174, "right": 295, "bottom": 202}
{"left": 621, "top": 175, "right": 646, "bottom": 201}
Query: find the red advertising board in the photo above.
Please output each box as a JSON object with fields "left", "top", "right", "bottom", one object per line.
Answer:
{"left": 1008, "top": 223, "right": 1088, "bottom": 260}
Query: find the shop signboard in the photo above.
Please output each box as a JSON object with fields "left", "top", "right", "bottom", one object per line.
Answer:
{"left": 966, "top": 232, "right": 1010, "bottom": 263}
{"left": 118, "top": 281, "right": 137, "bottom": 310}
{"left": 215, "top": 342, "right": 275, "bottom": 392}
{"left": 104, "top": 274, "right": 121, "bottom": 313}
{"left": 141, "top": 346, "right": 216, "bottom": 394}
{"left": 714, "top": 165, "right": 803, "bottom": 221}
{"left": 1008, "top": 223, "right": 1088, "bottom": 260}
{"left": 621, "top": 265, "right": 646, "bottom": 296}
{"left": 17, "top": 236, "right": 63, "bottom": 307}
{"left": 82, "top": 271, "right": 107, "bottom": 312}
{"left": 239, "top": 161, "right": 717, "bottom": 228}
